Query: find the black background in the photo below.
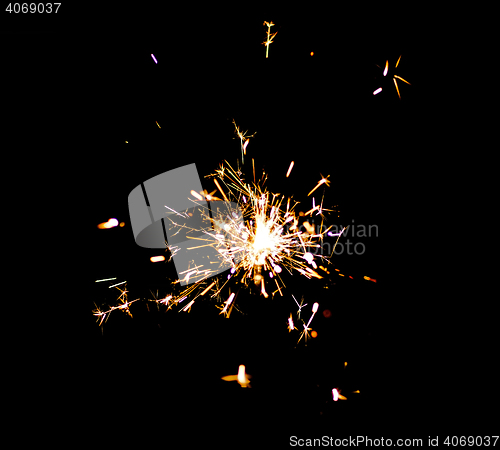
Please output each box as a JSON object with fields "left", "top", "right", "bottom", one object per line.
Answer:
{"left": 3, "top": 4, "right": 496, "bottom": 447}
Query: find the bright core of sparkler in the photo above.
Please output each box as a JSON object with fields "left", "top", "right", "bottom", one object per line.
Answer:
{"left": 194, "top": 161, "right": 329, "bottom": 289}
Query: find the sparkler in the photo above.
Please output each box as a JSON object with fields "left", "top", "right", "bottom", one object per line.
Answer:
{"left": 262, "top": 21, "right": 277, "bottom": 58}
{"left": 95, "top": 131, "right": 344, "bottom": 331}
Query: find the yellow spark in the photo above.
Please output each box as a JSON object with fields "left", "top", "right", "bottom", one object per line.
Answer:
{"left": 222, "top": 365, "right": 251, "bottom": 388}
{"left": 150, "top": 255, "right": 165, "bottom": 262}
{"left": 393, "top": 77, "right": 401, "bottom": 100}
{"left": 263, "top": 21, "right": 278, "bottom": 58}
{"left": 232, "top": 119, "right": 255, "bottom": 164}
{"left": 213, "top": 178, "right": 229, "bottom": 202}
{"left": 383, "top": 60, "right": 388, "bottom": 76}
{"left": 156, "top": 121, "right": 161, "bottom": 128}
{"left": 200, "top": 281, "right": 216, "bottom": 296}
{"left": 286, "top": 161, "right": 294, "bottom": 177}
{"left": 395, "top": 54, "right": 402, "bottom": 68}
{"left": 393, "top": 74, "right": 411, "bottom": 85}
{"left": 307, "top": 174, "right": 330, "bottom": 196}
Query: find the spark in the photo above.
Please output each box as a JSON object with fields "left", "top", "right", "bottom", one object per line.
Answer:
{"left": 287, "top": 314, "right": 296, "bottom": 332}
{"left": 332, "top": 388, "right": 347, "bottom": 401}
{"left": 150, "top": 255, "right": 165, "bottom": 262}
{"left": 263, "top": 21, "right": 277, "bottom": 59}
{"left": 108, "top": 280, "right": 126, "bottom": 288}
{"left": 298, "top": 302, "right": 319, "bottom": 343}
{"left": 378, "top": 55, "right": 411, "bottom": 99}
{"left": 97, "top": 218, "right": 119, "bottom": 229}
{"left": 286, "top": 161, "right": 294, "bottom": 178}
{"left": 190, "top": 190, "right": 203, "bottom": 201}
{"left": 199, "top": 281, "right": 216, "bottom": 296}
{"left": 151, "top": 54, "right": 157, "bottom": 64}
{"left": 213, "top": 178, "right": 229, "bottom": 202}
{"left": 156, "top": 121, "right": 161, "bottom": 129}
{"left": 220, "top": 292, "right": 235, "bottom": 316}
{"left": 232, "top": 120, "right": 256, "bottom": 164}
{"left": 95, "top": 277, "right": 117, "bottom": 283}
{"left": 222, "top": 365, "right": 251, "bottom": 388}
{"left": 92, "top": 284, "right": 140, "bottom": 326}
{"left": 307, "top": 174, "right": 330, "bottom": 196}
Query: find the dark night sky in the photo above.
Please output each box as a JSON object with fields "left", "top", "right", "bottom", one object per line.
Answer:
{"left": 4, "top": 5, "right": 496, "bottom": 445}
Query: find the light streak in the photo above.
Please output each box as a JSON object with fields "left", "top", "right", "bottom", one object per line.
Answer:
{"left": 263, "top": 21, "right": 277, "bottom": 58}
{"left": 156, "top": 121, "right": 161, "bottom": 129}
{"left": 383, "top": 60, "right": 388, "bottom": 76}
{"left": 286, "top": 161, "right": 294, "bottom": 177}
{"left": 151, "top": 54, "right": 157, "bottom": 64}
{"left": 373, "top": 87, "right": 382, "bottom": 95}
{"left": 108, "top": 281, "right": 126, "bottom": 288}
{"left": 95, "top": 277, "right": 117, "bottom": 283}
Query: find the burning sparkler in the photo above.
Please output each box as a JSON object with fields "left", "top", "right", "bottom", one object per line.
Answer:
{"left": 262, "top": 21, "right": 277, "bottom": 58}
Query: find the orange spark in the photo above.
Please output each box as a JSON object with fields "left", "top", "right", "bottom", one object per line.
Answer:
{"left": 286, "top": 161, "right": 294, "bottom": 178}
{"left": 307, "top": 174, "right": 330, "bottom": 196}
{"left": 393, "top": 77, "right": 401, "bottom": 99}
{"left": 213, "top": 178, "right": 229, "bottom": 202}
{"left": 383, "top": 60, "right": 389, "bottom": 76}
{"left": 150, "top": 255, "right": 165, "bottom": 263}
{"left": 97, "top": 218, "right": 118, "bottom": 229}
{"left": 222, "top": 365, "right": 251, "bottom": 388}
